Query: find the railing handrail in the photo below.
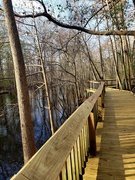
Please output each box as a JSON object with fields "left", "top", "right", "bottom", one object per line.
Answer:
{"left": 11, "top": 81, "right": 105, "bottom": 180}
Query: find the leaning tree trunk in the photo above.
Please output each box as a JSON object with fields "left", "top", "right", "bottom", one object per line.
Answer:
{"left": 110, "top": 35, "right": 123, "bottom": 89}
{"left": 3, "top": 0, "right": 36, "bottom": 164}
{"left": 119, "top": 35, "right": 129, "bottom": 90}
{"left": 82, "top": 36, "right": 102, "bottom": 80}
{"left": 33, "top": 22, "right": 55, "bottom": 134}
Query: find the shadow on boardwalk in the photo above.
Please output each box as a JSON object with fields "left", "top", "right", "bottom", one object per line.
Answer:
{"left": 96, "top": 89, "right": 135, "bottom": 180}
{"left": 83, "top": 88, "right": 135, "bottom": 180}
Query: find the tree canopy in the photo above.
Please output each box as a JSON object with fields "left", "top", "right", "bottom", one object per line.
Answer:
{"left": 1, "top": 0, "right": 135, "bottom": 36}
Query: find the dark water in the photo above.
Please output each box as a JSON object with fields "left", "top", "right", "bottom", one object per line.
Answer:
{"left": 0, "top": 86, "right": 77, "bottom": 179}
{"left": 0, "top": 90, "right": 54, "bottom": 180}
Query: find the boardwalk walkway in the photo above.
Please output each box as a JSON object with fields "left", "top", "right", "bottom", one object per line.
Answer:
{"left": 83, "top": 88, "right": 135, "bottom": 180}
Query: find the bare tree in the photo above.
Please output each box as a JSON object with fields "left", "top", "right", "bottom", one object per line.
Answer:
{"left": 14, "top": 0, "right": 135, "bottom": 36}
{"left": 33, "top": 18, "right": 55, "bottom": 134}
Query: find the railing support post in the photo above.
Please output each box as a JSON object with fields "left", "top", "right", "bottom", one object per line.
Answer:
{"left": 88, "top": 112, "right": 96, "bottom": 156}
{"left": 101, "top": 84, "right": 105, "bottom": 108}
{"left": 98, "top": 83, "right": 105, "bottom": 122}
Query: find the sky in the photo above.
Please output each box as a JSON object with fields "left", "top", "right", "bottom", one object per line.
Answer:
{"left": 0, "top": 0, "right": 134, "bottom": 28}
{"left": 0, "top": 0, "right": 134, "bottom": 16}
{"left": 0, "top": 0, "right": 68, "bottom": 20}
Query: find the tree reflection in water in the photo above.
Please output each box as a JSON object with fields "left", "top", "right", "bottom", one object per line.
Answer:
{"left": 0, "top": 86, "right": 77, "bottom": 179}
{"left": 0, "top": 91, "right": 51, "bottom": 179}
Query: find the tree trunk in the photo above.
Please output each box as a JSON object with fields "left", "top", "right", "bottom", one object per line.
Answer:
{"left": 3, "top": 0, "right": 36, "bottom": 164}
{"left": 33, "top": 22, "right": 55, "bottom": 134}
{"left": 124, "top": 36, "right": 132, "bottom": 90}
{"left": 119, "top": 36, "right": 129, "bottom": 90}
{"left": 110, "top": 35, "right": 122, "bottom": 89}
{"left": 82, "top": 36, "right": 102, "bottom": 80}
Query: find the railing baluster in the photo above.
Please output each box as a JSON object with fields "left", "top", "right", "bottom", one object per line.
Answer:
{"left": 82, "top": 128, "right": 86, "bottom": 164}
{"left": 74, "top": 142, "right": 79, "bottom": 180}
{"left": 70, "top": 148, "right": 76, "bottom": 180}
{"left": 86, "top": 119, "right": 90, "bottom": 153}
{"left": 61, "top": 163, "right": 67, "bottom": 180}
{"left": 80, "top": 130, "right": 85, "bottom": 174}
{"left": 77, "top": 136, "right": 82, "bottom": 177}
{"left": 66, "top": 155, "right": 72, "bottom": 180}
{"left": 84, "top": 122, "right": 89, "bottom": 161}
{"left": 56, "top": 175, "right": 61, "bottom": 180}
{"left": 83, "top": 124, "right": 88, "bottom": 165}
{"left": 83, "top": 124, "right": 87, "bottom": 157}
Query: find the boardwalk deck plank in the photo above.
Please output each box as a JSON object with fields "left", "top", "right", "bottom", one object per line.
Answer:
{"left": 83, "top": 88, "right": 135, "bottom": 180}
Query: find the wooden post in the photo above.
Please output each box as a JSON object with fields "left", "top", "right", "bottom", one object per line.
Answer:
{"left": 102, "top": 84, "right": 105, "bottom": 107}
{"left": 98, "top": 83, "right": 105, "bottom": 122}
{"left": 98, "top": 95, "right": 103, "bottom": 121}
{"left": 91, "top": 102, "right": 98, "bottom": 128}
{"left": 95, "top": 101, "right": 99, "bottom": 126}
{"left": 88, "top": 113, "right": 96, "bottom": 156}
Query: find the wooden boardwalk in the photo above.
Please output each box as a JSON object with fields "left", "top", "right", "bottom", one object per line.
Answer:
{"left": 83, "top": 88, "right": 135, "bottom": 180}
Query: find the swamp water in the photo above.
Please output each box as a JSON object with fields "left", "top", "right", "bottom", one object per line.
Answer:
{"left": 0, "top": 90, "right": 63, "bottom": 179}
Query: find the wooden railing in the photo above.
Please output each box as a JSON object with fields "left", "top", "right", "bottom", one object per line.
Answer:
{"left": 11, "top": 81, "right": 105, "bottom": 180}
{"left": 104, "top": 79, "right": 116, "bottom": 87}
{"left": 88, "top": 79, "right": 116, "bottom": 88}
{"left": 86, "top": 81, "right": 101, "bottom": 97}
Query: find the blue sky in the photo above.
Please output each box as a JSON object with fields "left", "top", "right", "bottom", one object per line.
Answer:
{"left": 0, "top": 0, "right": 67, "bottom": 18}
{"left": 0, "top": 0, "right": 134, "bottom": 26}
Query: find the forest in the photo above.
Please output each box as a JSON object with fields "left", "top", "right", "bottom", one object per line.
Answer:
{"left": 0, "top": 0, "right": 135, "bottom": 179}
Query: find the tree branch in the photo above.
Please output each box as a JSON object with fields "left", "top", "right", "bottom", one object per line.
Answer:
{"left": 13, "top": 1, "right": 135, "bottom": 36}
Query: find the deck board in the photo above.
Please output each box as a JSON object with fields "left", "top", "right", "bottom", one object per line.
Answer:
{"left": 83, "top": 88, "right": 135, "bottom": 180}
